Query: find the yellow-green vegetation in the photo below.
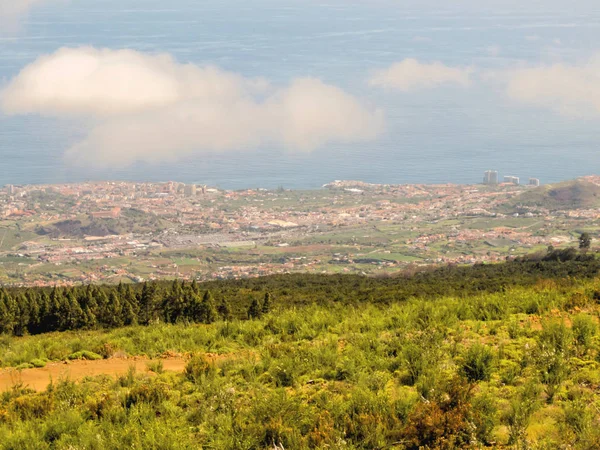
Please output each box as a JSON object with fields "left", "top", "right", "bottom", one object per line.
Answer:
{"left": 507, "top": 179, "right": 600, "bottom": 211}
{"left": 2, "top": 258, "right": 600, "bottom": 448}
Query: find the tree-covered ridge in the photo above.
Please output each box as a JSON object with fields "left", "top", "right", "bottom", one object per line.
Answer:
{"left": 1, "top": 251, "right": 599, "bottom": 336}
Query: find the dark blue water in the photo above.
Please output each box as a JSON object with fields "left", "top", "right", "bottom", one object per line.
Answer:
{"left": 1, "top": 0, "right": 600, "bottom": 189}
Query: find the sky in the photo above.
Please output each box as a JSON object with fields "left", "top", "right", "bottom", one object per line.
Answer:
{"left": 1, "top": 0, "right": 600, "bottom": 187}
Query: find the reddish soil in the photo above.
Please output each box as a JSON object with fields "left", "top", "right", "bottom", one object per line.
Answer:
{"left": 0, "top": 357, "right": 187, "bottom": 392}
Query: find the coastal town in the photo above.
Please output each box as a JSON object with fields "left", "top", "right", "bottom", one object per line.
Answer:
{"left": 1, "top": 176, "right": 598, "bottom": 286}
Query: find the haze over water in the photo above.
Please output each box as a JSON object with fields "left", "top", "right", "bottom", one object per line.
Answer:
{"left": 1, "top": 0, "right": 600, "bottom": 189}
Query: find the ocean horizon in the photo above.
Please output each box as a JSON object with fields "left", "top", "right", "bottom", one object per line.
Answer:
{"left": 1, "top": 0, "right": 599, "bottom": 190}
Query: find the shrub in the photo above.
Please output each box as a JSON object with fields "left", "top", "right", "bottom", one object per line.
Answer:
{"left": 9, "top": 393, "right": 54, "bottom": 420}
{"left": 538, "top": 320, "right": 571, "bottom": 354}
{"left": 67, "top": 351, "right": 102, "bottom": 361}
{"left": 15, "top": 363, "right": 34, "bottom": 370}
{"left": 472, "top": 392, "right": 497, "bottom": 446}
{"left": 146, "top": 360, "right": 164, "bottom": 374}
{"left": 271, "top": 365, "right": 295, "bottom": 387}
{"left": 505, "top": 382, "right": 541, "bottom": 446}
{"left": 537, "top": 320, "right": 571, "bottom": 402}
{"left": 460, "top": 344, "right": 494, "bottom": 382}
{"left": 402, "top": 377, "right": 475, "bottom": 450}
{"left": 125, "top": 381, "right": 171, "bottom": 408}
{"left": 572, "top": 314, "right": 596, "bottom": 352}
{"left": 499, "top": 360, "right": 521, "bottom": 385}
{"left": 538, "top": 349, "right": 567, "bottom": 403}
{"left": 402, "top": 343, "right": 426, "bottom": 386}
{"left": 117, "top": 365, "right": 137, "bottom": 388}
{"left": 562, "top": 398, "right": 594, "bottom": 443}
{"left": 185, "top": 354, "right": 215, "bottom": 383}
{"left": 507, "top": 318, "right": 521, "bottom": 339}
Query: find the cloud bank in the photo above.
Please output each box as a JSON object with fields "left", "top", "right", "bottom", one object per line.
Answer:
{"left": 505, "top": 56, "right": 600, "bottom": 117}
{"left": 1, "top": 47, "right": 384, "bottom": 167}
{"left": 369, "top": 59, "right": 472, "bottom": 92}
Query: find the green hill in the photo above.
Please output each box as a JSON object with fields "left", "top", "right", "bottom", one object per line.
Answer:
{"left": 509, "top": 179, "right": 600, "bottom": 210}
{"left": 2, "top": 255, "right": 600, "bottom": 448}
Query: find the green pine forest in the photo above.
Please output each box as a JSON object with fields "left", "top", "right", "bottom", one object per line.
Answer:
{"left": 1, "top": 249, "right": 600, "bottom": 448}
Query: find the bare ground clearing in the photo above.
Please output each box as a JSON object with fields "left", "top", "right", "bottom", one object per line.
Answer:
{"left": 0, "top": 357, "right": 187, "bottom": 392}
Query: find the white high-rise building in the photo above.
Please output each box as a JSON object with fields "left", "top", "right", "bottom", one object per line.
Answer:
{"left": 483, "top": 170, "right": 498, "bottom": 185}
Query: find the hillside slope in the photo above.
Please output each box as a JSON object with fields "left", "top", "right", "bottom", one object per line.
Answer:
{"left": 509, "top": 179, "right": 600, "bottom": 210}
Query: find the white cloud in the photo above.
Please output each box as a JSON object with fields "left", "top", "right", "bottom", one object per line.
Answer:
{"left": 368, "top": 59, "right": 473, "bottom": 92}
{"left": 505, "top": 56, "right": 600, "bottom": 117}
{"left": 1, "top": 47, "right": 384, "bottom": 167}
{"left": 0, "top": 0, "right": 59, "bottom": 31}
{"left": 2, "top": 47, "right": 264, "bottom": 116}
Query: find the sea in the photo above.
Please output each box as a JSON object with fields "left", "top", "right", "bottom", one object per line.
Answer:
{"left": 1, "top": 0, "right": 600, "bottom": 190}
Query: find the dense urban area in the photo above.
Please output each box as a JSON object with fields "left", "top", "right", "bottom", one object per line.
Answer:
{"left": 1, "top": 175, "right": 599, "bottom": 286}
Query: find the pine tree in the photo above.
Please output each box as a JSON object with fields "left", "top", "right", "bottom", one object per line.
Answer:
{"left": 61, "top": 291, "right": 85, "bottom": 331}
{"left": 82, "top": 287, "right": 98, "bottom": 313}
{"left": 122, "top": 297, "right": 137, "bottom": 326}
{"left": 580, "top": 232, "right": 592, "bottom": 250}
{"left": 124, "top": 284, "right": 139, "bottom": 317}
{"left": 247, "top": 297, "right": 262, "bottom": 320}
{"left": 139, "top": 282, "right": 159, "bottom": 325}
{"left": 165, "top": 280, "right": 186, "bottom": 323}
{"left": 95, "top": 289, "right": 110, "bottom": 327}
{"left": 13, "top": 293, "right": 30, "bottom": 336}
{"left": 108, "top": 291, "right": 124, "bottom": 328}
{"left": 49, "top": 287, "right": 64, "bottom": 332}
{"left": 202, "top": 291, "right": 218, "bottom": 324}
{"left": 262, "top": 292, "right": 272, "bottom": 315}
{"left": 82, "top": 305, "right": 97, "bottom": 329}
{"left": 0, "top": 294, "right": 15, "bottom": 335}
{"left": 190, "top": 293, "right": 205, "bottom": 323}
{"left": 38, "top": 291, "right": 51, "bottom": 333}
{"left": 25, "top": 290, "right": 40, "bottom": 334}
{"left": 217, "top": 298, "right": 232, "bottom": 321}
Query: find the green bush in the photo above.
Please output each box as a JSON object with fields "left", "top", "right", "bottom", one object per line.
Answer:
{"left": 67, "top": 351, "right": 102, "bottom": 361}
{"left": 460, "top": 344, "right": 494, "bottom": 382}
{"left": 499, "top": 360, "right": 521, "bottom": 385}
{"left": 572, "top": 314, "right": 596, "bottom": 351}
{"left": 146, "top": 360, "right": 164, "bottom": 374}
{"left": 505, "top": 382, "right": 541, "bottom": 446}
{"left": 185, "top": 354, "right": 215, "bottom": 383}
{"left": 15, "top": 363, "right": 34, "bottom": 370}
{"left": 9, "top": 393, "right": 55, "bottom": 420}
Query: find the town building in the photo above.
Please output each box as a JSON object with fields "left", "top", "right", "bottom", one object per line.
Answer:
{"left": 184, "top": 184, "right": 197, "bottom": 197}
{"left": 483, "top": 170, "right": 498, "bottom": 185}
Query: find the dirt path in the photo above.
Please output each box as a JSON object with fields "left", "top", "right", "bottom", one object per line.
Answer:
{"left": 0, "top": 357, "right": 187, "bottom": 392}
